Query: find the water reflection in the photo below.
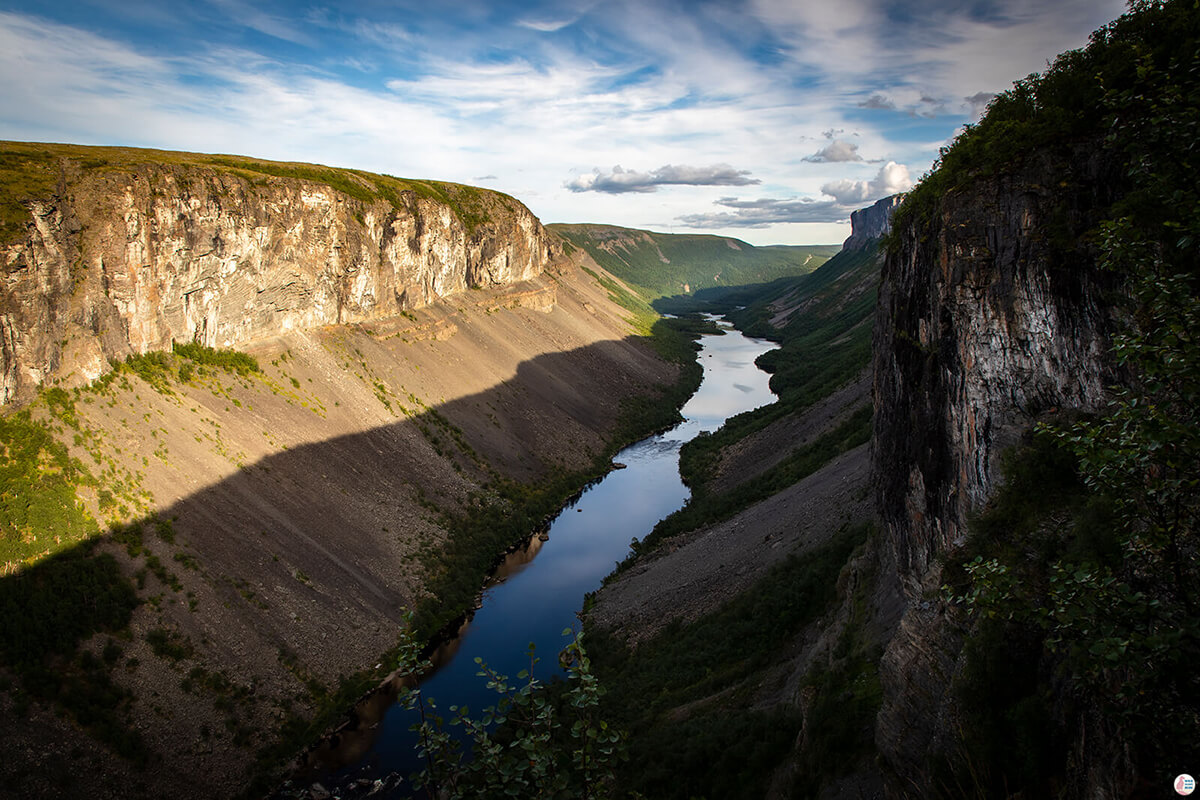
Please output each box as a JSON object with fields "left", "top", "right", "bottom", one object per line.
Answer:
{"left": 310, "top": 321, "right": 778, "bottom": 792}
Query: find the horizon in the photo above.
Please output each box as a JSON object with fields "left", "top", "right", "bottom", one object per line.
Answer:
{"left": 0, "top": 0, "right": 1124, "bottom": 246}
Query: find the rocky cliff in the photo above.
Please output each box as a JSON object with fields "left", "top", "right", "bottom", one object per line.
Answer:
{"left": 0, "top": 142, "right": 551, "bottom": 406}
{"left": 842, "top": 194, "right": 902, "bottom": 251}
{"left": 872, "top": 148, "right": 1119, "bottom": 587}
{"left": 870, "top": 146, "right": 1126, "bottom": 791}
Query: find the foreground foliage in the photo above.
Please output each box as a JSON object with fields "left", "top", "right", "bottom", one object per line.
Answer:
{"left": 394, "top": 626, "right": 621, "bottom": 800}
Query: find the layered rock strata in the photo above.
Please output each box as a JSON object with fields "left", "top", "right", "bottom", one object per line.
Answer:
{"left": 872, "top": 152, "right": 1118, "bottom": 585}
{"left": 1, "top": 149, "right": 551, "bottom": 405}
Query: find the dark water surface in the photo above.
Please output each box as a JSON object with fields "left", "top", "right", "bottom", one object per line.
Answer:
{"left": 307, "top": 320, "right": 778, "bottom": 794}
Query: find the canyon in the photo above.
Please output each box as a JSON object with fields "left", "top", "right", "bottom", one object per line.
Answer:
{"left": 3, "top": 6, "right": 1197, "bottom": 792}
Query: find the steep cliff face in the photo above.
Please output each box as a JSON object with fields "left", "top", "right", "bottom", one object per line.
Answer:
{"left": 872, "top": 148, "right": 1119, "bottom": 586}
{"left": 871, "top": 146, "right": 1124, "bottom": 789}
{"left": 0, "top": 143, "right": 551, "bottom": 405}
{"left": 842, "top": 194, "right": 903, "bottom": 251}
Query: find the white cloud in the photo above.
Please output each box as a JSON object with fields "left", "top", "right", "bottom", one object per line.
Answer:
{"left": 516, "top": 16, "right": 577, "bottom": 32}
{"left": 820, "top": 161, "right": 911, "bottom": 206}
{"left": 566, "top": 164, "right": 760, "bottom": 194}
{"left": 803, "top": 139, "right": 863, "bottom": 163}
{"left": 682, "top": 161, "right": 911, "bottom": 228}
{"left": 679, "top": 196, "right": 845, "bottom": 228}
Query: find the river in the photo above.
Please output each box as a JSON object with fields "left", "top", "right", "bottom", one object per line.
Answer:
{"left": 298, "top": 319, "right": 779, "bottom": 797}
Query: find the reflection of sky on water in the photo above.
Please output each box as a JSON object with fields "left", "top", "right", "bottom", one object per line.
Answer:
{"left": 680, "top": 331, "right": 777, "bottom": 430}
{"left": 331, "top": 324, "right": 779, "bottom": 789}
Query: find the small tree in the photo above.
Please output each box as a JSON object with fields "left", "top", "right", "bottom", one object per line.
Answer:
{"left": 395, "top": 627, "right": 623, "bottom": 800}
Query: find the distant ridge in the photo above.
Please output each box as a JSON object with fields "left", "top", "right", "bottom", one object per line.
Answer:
{"left": 549, "top": 222, "right": 838, "bottom": 298}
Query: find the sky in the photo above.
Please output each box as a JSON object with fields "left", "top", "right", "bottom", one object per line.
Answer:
{"left": 0, "top": 0, "right": 1126, "bottom": 245}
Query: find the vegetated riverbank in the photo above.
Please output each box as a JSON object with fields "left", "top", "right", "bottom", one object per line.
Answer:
{"left": 257, "top": 313, "right": 716, "bottom": 796}
{"left": 584, "top": 232, "right": 902, "bottom": 798}
{"left": 277, "top": 313, "right": 759, "bottom": 798}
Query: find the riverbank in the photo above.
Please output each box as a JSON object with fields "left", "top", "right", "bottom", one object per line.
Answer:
{"left": 581, "top": 240, "right": 900, "bottom": 799}
{"left": 279, "top": 316, "right": 779, "bottom": 796}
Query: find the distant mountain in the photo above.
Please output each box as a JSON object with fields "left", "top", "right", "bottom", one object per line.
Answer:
{"left": 548, "top": 223, "right": 838, "bottom": 299}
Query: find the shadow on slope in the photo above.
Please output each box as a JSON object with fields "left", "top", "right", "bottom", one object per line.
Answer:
{"left": 0, "top": 324, "right": 698, "bottom": 799}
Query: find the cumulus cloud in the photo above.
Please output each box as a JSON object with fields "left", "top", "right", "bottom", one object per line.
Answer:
{"left": 803, "top": 139, "right": 863, "bottom": 163}
{"left": 820, "top": 161, "right": 912, "bottom": 205}
{"left": 566, "top": 163, "right": 760, "bottom": 194}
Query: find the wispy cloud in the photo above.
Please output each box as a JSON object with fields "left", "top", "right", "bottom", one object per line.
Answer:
{"left": 566, "top": 164, "right": 760, "bottom": 194}
{"left": 516, "top": 16, "right": 577, "bottom": 32}
{"left": 0, "top": 0, "right": 1128, "bottom": 244}
{"left": 207, "top": 0, "right": 316, "bottom": 46}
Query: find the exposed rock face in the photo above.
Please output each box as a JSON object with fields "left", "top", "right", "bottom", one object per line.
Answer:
{"left": 871, "top": 147, "right": 1123, "bottom": 790}
{"left": 872, "top": 151, "right": 1118, "bottom": 587}
{"left": 843, "top": 194, "right": 903, "bottom": 251}
{"left": 1, "top": 156, "right": 551, "bottom": 405}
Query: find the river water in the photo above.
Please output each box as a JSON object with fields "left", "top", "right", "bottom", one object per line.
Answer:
{"left": 304, "top": 320, "right": 778, "bottom": 796}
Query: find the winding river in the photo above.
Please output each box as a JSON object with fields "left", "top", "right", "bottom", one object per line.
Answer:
{"left": 302, "top": 319, "right": 779, "bottom": 796}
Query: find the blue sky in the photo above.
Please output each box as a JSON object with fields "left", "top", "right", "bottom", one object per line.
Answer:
{"left": 0, "top": 0, "right": 1125, "bottom": 244}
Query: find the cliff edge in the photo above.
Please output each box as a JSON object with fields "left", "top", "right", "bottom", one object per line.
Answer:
{"left": 0, "top": 142, "right": 552, "bottom": 406}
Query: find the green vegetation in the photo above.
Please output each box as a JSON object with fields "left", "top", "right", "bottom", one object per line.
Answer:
{"left": 588, "top": 522, "right": 873, "bottom": 799}
{"left": 172, "top": 342, "right": 259, "bottom": 375}
{"left": 552, "top": 223, "right": 836, "bottom": 299}
{"left": 669, "top": 246, "right": 880, "bottom": 491}
{"left": 117, "top": 342, "right": 260, "bottom": 396}
{"left": 579, "top": 265, "right": 659, "bottom": 332}
{"left": 887, "top": 0, "right": 1200, "bottom": 243}
{"left": 0, "top": 410, "right": 100, "bottom": 567}
{"left": 208, "top": 156, "right": 503, "bottom": 234}
{"left": 939, "top": 436, "right": 1110, "bottom": 796}
{"left": 0, "top": 141, "right": 515, "bottom": 250}
{"left": 624, "top": 404, "right": 870, "bottom": 568}
{"left": 399, "top": 629, "right": 622, "bottom": 799}
{"left": 0, "top": 148, "right": 57, "bottom": 245}
{"left": 732, "top": 247, "right": 877, "bottom": 404}
{"left": 792, "top": 541, "right": 883, "bottom": 797}
{"left": 938, "top": 1, "right": 1200, "bottom": 791}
